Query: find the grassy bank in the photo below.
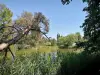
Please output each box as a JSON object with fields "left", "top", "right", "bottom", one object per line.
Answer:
{"left": 0, "top": 52, "right": 61, "bottom": 75}
{"left": 0, "top": 48, "right": 99, "bottom": 75}
{"left": 0, "top": 46, "right": 99, "bottom": 75}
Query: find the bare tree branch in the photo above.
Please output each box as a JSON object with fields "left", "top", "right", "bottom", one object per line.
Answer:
{"left": 0, "top": 12, "right": 49, "bottom": 63}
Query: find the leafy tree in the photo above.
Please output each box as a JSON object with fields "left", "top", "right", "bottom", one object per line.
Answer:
{"left": 57, "top": 33, "right": 84, "bottom": 49}
{"left": 58, "top": 33, "right": 76, "bottom": 48}
{"left": 65, "top": 34, "right": 76, "bottom": 47}
{"left": 0, "top": 4, "right": 13, "bottom": 26}
{"left": 61, "top": 0, "right": 100, "bottom": 53}
{"left": 0, "top": 4, "right": 13, "bottom": 44}
{"left": 57, "top": 33, "right": 61, "bottom": 46}
{"left": 14, "top": 11, "right": 33, "bottom": 49}
{"left": 50, "top": 38, "right": 57, "bottom": 46}
{"left": 0, "top": 11, "right": 49, "bottom": 62}
{"left": 82, "top": 0, "right": 100, "bottom": 53}
{"left": 14, "top": 11, "right": 49, "bottom": 49}
{"left": 75, "top": 32, "right": 82, "bottom": 42}
{"left": 57, "top": 33, "right": 60, "bottom": 41}
{"left": 15, "top": 11, "right": 33, "bottom": 26}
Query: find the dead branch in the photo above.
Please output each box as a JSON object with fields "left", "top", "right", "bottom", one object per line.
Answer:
{"left": 0, "top": 25, "right": 49, "bottom": 64}
{"left": 0, "top": 13, "right": 50, "bottom": 64}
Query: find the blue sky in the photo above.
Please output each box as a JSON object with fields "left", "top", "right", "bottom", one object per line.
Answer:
{"left": 0, "top": 0, "right": 86, "bottom": 38}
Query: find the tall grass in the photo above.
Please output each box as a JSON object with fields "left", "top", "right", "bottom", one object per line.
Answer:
{"left": 0, "top": 50, "right": 99, "bottom": 75}
{"left": 0, "top": 52, "right": 61, "bottom": 75}
{"left": 57, "top": 51, "right": 100, "bottom": 75}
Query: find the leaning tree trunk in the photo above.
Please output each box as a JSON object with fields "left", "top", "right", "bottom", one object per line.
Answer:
{"left": 0, "top": 12, "right": 49, "bottom": 64}
{"left": 0, "top": 25, "right": 49, "bottom": 64}
{"left": 0, "top": 25, "right": 32, "bottom": 64}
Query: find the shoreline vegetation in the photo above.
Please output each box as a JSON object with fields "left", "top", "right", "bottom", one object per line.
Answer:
{"left": 0, "top": 46, "right": 99, "bottom": 75}
{"left": 0, "top": 0, "right": 100, "bottom": 74}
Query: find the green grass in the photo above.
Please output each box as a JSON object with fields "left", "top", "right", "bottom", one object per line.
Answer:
{"left": 0, "top": 52, "right": 61, "bottom": 75}
{"left": 0, "top": 46, "right": 99, "bottom": 75}
{"left": 0, "top": 50, "right": 99, "bottom": 75}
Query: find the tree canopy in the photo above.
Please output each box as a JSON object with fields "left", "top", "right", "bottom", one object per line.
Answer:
{"left": 61, "top": 0, "right": 100, "bottom": 53}
{"left": 61, "top": 0, "right": 88, "bottom": 5}
{"left": 57, "top": 32, "right": 84, "bottom": 48}
{"left": 0, "top": 4, "right": 50, "bottom": 61}
{"left": 14, "top": 11, "right": 50, "bottom": 49}
{"left": 82, "top": 0, "right": 100, "bottom": 53}
{"left": 0, "top": 4, "right": 13, "bottom": 26}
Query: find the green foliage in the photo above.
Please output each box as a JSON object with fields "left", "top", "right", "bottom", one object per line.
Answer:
{"left": 16, "top": 34, "right": 36, "bottom": 50}
{"left": 57, "top": 51, "right": 99, "bottom": 75}
{"left": 15, "top": 11, "right": 33, "bottom": 26}
{"left": 75, "top": 33, "right": 87, "bottom": 48}
{"left": 51, "top": 39, "right": 56, "bottom": 46}
{"left": 0, "top": 52, "right": 61, "bottom": 75}
{"left": 75, "top": 32, "right": 82, "bottom": 42}
{"left": 61, "top": 0, "right": 88, "bottom": 5}
{"left": 81, "top": 0, "right": 100, "bottom": 53}
{"left": 57, "top": 32, "right": 83, "bottom": 48}
{"left": 0, "top": 4, "right": 13, "bottom": 43}
{"left": 57, "top": 33, "right": 60, "bottom": 41}
{"left": 61, "top": 0, "right": 100, "bottom": 53}
{"left": 75, "top": 41, "right": 87, "bottom": 48}
{"left": 0, "top": 50, "right": 100, "bottom": 75}
{"left": 14, "top": 11, "right": 50, "bottom": 50}
{"left": 0, "top": 4, "right": 13, "bottom": 26}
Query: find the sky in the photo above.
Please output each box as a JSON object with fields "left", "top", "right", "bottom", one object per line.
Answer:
{"left": 0, "top": 0, "right": 87, "bottom": 38}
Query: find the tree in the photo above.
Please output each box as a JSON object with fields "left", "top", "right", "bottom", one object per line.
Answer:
{"left": 61, "top": 0, "right": 100, "bottom": 53}
{"left": 81, "top": 0, "right": 100, "bottom": 53}
{"left": 0, "top": 4, "right": 13, "bottom": 26}
{"left": 50, "top": 38, "right": 57, "bottom": 46}
{"left": 15, "top": 11, "right": 33, "bottom": 26}
{"left": 57, "top": 33, "right": 60, "bottom": 41}
{"left": 14, "top": 11, "right": 35, "bottom": 49}
{"left": 57, "top": 33, "right": 61, "bottom": 46}
{"left": 0, "top": 11, "right": 49, "bottom": 63}
{"left": 65, "top": 34, "right": 76, "bottom": 47}
{"left": 57, "top": 33, "right": 76, "bottom": 48}
{"left": 75, "top": 32, "right": 82, "bottom": 42}
{"left": 14, "top": 11, "right": 49, "bottom": 49}
{"left": 0, "top": 4, "right": 13, "bottom": 44}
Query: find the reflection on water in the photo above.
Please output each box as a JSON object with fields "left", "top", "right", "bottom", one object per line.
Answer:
{"left": 40, "top": 51, "right": 57, "bottom": 62}
{"left": 50, "top": 51, "right": 57, "bottom": 62}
